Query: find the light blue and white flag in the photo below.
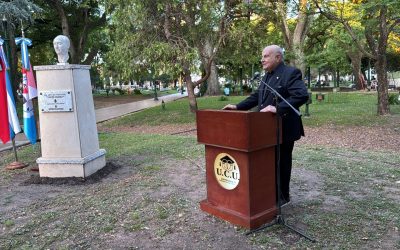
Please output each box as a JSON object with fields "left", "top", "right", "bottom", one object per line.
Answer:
{"left": 15, "top": 37, "right": 32, "bottom": 70}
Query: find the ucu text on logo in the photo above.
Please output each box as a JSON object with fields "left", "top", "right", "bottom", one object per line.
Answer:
{"left": 214, "top": 153, "right": 240, "bottom": 190}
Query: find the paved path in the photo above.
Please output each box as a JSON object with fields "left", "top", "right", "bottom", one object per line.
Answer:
{"left": 0, "top": 93, "right": 188, "bottom": 152}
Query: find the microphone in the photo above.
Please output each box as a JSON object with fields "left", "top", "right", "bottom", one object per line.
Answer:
{"left": 251, "top": 72, "right": 261, "bottom": 81}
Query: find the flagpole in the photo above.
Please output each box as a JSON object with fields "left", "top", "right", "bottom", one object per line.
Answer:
{"left": 4, "top": 20, "right": 28, "bottom": 170}
{"left": 5, "top": 138, "right": 29, "bottom": 170}
{"left": 12, "top": 137, "right": 18, "bottom": 161}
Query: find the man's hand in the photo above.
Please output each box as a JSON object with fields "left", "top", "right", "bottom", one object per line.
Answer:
{"left": 260, "top": 105, "right": 276, "bottom": 113}
{"left": 222, "top": 104, "right": 237, "bottom": 110}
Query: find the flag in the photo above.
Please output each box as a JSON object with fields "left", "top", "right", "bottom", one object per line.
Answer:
{"left": 6, "top": 69, "right": 22, "bottom": 138}
{"left": 16, "top": 37, "right": 37, "bottom": 144}
{"left": 0, "top": 38, "right": 21, "bottom": 141}
{"left": 21, "top": 65, "right": 37, "bottom": 144}
{"left": 0, "top": 49, "right": 10, "bottom": 144}
{"left": 14, "top": 37, "right": 31, "bottom": 70}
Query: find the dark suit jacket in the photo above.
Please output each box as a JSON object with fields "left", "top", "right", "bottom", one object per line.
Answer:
{"left": 236, "top": 62, "right": 309, "bottom": 143}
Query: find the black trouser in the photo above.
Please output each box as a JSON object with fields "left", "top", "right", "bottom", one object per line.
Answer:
{"left": 276, "top": 141, "right": 295, "bottom": 201}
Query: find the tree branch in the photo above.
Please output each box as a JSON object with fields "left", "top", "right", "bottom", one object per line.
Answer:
{"left": 388, "top": 17, "right": 400, "bottom": 34}
{"left": 275, "top": 1, "right": 291, "bottom": 48}
{"left": 82, "top": 48, "right": 98, "bottom": 65}
{"left": 313, "top": 0, "right": 375, "bottom": 59}
{"left": 46, "top": 0, "right": 75, "bottom": 59}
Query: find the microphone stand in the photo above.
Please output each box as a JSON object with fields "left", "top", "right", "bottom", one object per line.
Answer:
{"left": 246, "top": 78, "right": 315, "bottom": 243}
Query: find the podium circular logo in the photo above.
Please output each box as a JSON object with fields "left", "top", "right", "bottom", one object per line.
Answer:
{"left": 214, "top": 153, "right": 240, "bottom": 190}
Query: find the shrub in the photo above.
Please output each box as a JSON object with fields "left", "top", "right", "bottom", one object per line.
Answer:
{"left": 388, "top": 93, "right": 399, "bottom": 105}
{"left": 114, "top": 88, "right": 125, "bottom": 95}
{"left": 219, "top": 95, "right": 228, "bottom": 101}
{"left": 133, "top": 88, "right": 141, "bottom": 95}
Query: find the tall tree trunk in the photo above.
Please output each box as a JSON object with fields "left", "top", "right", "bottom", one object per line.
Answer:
{"left": 198, "top": 38, "right": 220, "bottom": 96}
{"left": 376, "top": 54, "right": 389, "bottom": 115}
{"left": 346, "top": 50, "right": 363, "bottom": 89}
{"left": 336, "top": 69, "right": 340, "bottom": 87}
{"left": 206, "top": 61, "right": 219, "bottom": 95}
{"left": 49, "top": 0, "right": 75, "bottom": 61}
{"left": 293, "top": 47, "right": 306, "bottom": 77}
{"left": 277, "top": 0, "right": 310, "bottom": 77}
{"left": 48, "top": 0, "right": 106, "bottom": 64}
{"left": 315, "top": 1, "right": 394, "bottom": 115}
{"left": 183, "top": 69, "right": 198, "bottom": 113}
{"left": 375, "top": 6, "right": 390, "bottom": 115}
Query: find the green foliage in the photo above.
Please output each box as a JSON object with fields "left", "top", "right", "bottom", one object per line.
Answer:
{"left": 3, "top": 219, "right": 15, "bottom": 228}
{"left": 0, "top": 1, "right": 42, "bottom": 25}
{"left": 199, "top": 82, "right": 208, "bottom": 97}
{"left": 218, "top": 95, "right": 228, "bottom": 101}
{"left": 313, "top": 0, "right": 400, "bottom": 114}
{"left": 27, "top": 0, "right": 108, "bottom": 66}
{"left": 133, "top": 89, "right": 141, "bottom": 95}
{"left": 216, "top": 11, "right": 268, "bottom": 81}
{"left": 388, "top": 93, "right": 400, "bottom": 105}
{"left": 224, "top": 83, "right": 231, "bottom": 88}
{"left": 106, "top": 0, "right": 227, "bottom": 81}
{"left": 114, "top": 88, "right": 125, "bottom": 95}
{"left": 305, "top": 14, "right": 355, "bottom": 76}
{"left": 387, "top": 52, "right": 400, "bottom": 72}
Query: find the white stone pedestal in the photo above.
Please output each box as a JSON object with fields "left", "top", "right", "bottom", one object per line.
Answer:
{"left": 34, "top": 64, "right": 106, "bottom": 178}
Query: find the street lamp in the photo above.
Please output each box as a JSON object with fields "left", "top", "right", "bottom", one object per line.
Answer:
{"left": 239, "top": 66, "right": 243, "bottom": 96}
{"left": 147, "top": 69, "right": 158, "bottom": 101}
{"left": 2, "top": 15, "right": 9, "bottom": 58}
{"left": 153, "top": 80, "right": 158, "bottom": 101}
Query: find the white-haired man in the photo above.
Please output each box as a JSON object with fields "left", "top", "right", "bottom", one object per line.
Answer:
{"left": 223, "top": 45, "right": 309, "bottom": 206}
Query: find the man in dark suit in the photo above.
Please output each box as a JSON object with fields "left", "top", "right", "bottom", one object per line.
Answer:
{"left": 223, "top": 45, "right": 309, "bottom": 206}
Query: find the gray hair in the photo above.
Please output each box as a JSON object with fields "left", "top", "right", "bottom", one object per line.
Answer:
{"left": 265, "top": 45, "right": 284, "bottom": 60}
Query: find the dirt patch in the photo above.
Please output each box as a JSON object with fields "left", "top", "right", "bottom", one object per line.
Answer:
{"left": 301, "top": 123, "right": 400, "bottom": 152}
{"left": 21, "top": 161, "right": 122, "bottom": 186}
{"left": 1, "top": 112, "right": 399, "bottom": 248}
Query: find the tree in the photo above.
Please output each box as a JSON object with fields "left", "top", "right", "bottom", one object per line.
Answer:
{"left": 0, "top": 0, "right": 41, "bottom": 95}
{"left": 314, "top": 0, "right": 400, "bottom": 115}
{"left": 216, "top": 6, "right": 272, "bottom": 92}
{"left": 107, "top": 0, "right": 233, "bottom": 112}
{"left": 272, "top": 0, "right": 313, "bottom": 76}
{"left": 41, "top": 0, "right": 108, "bottom": 64}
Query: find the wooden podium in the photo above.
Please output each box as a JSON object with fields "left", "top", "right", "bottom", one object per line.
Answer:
{"left": 197, "top": 109, "right": 280, "bottom": 229}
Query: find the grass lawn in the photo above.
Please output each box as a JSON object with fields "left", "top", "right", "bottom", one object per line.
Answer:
{"left": 103, "top": 91, "right": 400, "bottom": 127}
{"left": 1, "top": 91, "right": 399, "bottom": 249}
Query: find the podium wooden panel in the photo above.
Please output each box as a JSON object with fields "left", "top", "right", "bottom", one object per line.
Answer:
{"left": 197, "top": 110, "right": 280, "bottom": 229}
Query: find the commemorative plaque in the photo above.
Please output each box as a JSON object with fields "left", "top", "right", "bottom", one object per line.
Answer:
{"left": 39, "top": 90, "right": 73, "bottom": 112}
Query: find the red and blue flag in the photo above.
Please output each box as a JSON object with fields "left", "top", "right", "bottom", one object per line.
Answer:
{"left": 16, "top": 37, "right": 37, "bottom": 144}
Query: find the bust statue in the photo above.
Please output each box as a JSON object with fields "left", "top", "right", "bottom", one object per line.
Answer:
{"left": 53, "top": 35, "right": 70, "bottom": 64}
